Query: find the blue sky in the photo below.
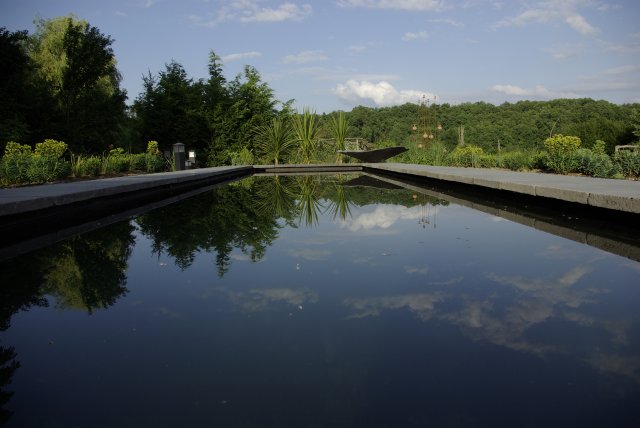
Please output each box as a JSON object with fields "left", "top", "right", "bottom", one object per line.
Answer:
{"left": 2, "top": 0, "right": 640, "bottom": 112}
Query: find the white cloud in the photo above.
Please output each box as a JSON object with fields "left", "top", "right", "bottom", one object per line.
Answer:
{"left": 490, "top": 83, "right": 577, "bottom": 99}
{"left": 564, "top": 13, "right": 598, "bottom": 35}
{"left": 402, "top": 30, "right": 428, "bottom": 41}
{"left": 545, "top": 43, "right": 585, "bottom": 59}
{"left": 240, "top": 2, "right": 312, "bottom": 22}
{"left": 198, "top": 1, "right": 312, "bottom": 25}
{"left": 492, "top": 0, "right": 599, "bottom": 36}
{"left": 348, "top": 44, "right": 368, "bottom": 53}
{"left": 283, "top": 50, "right": 328, "bottom": 64}
{"left": 337, "top": 0, "right": 445, "bottom": 11}
{"left": 427, "top": 17, "right": 464, "bottom": 27}
{"left": 334, "top": 80, "right": 432, "bottom": 106}
{"left": 221, "top": 51, "right": 262, "bottom": 62}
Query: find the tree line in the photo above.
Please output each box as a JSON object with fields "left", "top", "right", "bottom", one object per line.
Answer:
{"left": 1, "top": 14, "right": 639, "bottom": 168}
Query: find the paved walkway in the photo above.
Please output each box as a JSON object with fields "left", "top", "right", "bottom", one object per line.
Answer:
{"left": 1, "top": 164, "right": 639, "bottom": 217}
{"left": 0, "top": 166, "right": 252, "bottom": 217}
{"left": 367, "top": 163, "right": 640, "bottom": 214}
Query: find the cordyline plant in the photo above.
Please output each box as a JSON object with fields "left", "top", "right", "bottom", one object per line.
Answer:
{"left": 330, "top": 111, "right": 350, "bottom": 163}
{"left": 253, "top": 117, "right": 295, "bottom": 166}
{"left": 293, "top": 108, "right": 319, "bottom": 164}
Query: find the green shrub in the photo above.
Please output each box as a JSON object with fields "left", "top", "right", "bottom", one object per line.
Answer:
{"left": 129, "top": 153, "right": 147, "bottom": 171}
{"left": 102, "top": 153, "right": 129, "bottom": 174}
{"left": 615, "top": 150, "right": 640, "bottom": 178}
{"left": 1, "top": 139, "right": 70, "bottom": 184}
{"left": 229, "top": 147, "right": 254, "bottom": 166}
{"left": 76, "top": 155, "right": 102, "bottom": 177}
{"left": 423, "top": 141, "right": 448, "bottom": 166}
{"left": 26, "top": 155, "right": 70, "bottom": 183}
{"left": 500, "top": 151, "right": 532, "bottom": 171}
{"left": 1, "top": 152, "right": 32, "bottom": 185}
{"left": 4, "top": 141, "right": 32, "bottom": 156}
{"left": 145, "top": 153, "right": 165, "bottom": 173}
{"left": 592, "top": 140, "right": 606, "bottom": 156}
{"left": 573, "top": 148, "right": 617, "bottom": 178}
{"left": 146, "top": 140, "right": 160, "bottom": 155}
{"left": 34, "top": 139, "right": 67, "bottom": 159}
{"left": 543, "top": 134, "right": 581, "bottom": 174}
{"left": 450, "top": 145, "right": 484, "bottom": 167}
{"left": 479, "top": 154, "right": 496, "bottom": 168}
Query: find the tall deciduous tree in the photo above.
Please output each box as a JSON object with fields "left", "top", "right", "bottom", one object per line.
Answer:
{"left": 26, "top": 15, "right": 126, "bottom": 153}
{"left": 0, "top": 28, "right": 32, "bottom": 148}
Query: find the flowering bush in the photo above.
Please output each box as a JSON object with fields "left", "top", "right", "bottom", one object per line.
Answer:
{"left": 543, "top": 134, "right": 581, "bottom": 174}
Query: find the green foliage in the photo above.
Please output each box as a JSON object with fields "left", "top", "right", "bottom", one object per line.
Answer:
{"left": 146, "top": 140, "right": 160, "bottom": 155}
{"left": 293, "top": 108, "right": 320, "bottom": 164}
{"left": 27, "top": 15, "right": 127, "bottom": 153}
{"left": 253, "top": 117, "right": 295, "bottom": 165}
{"left": 71, "top": 154, "right": 101, "bottom": 177}
{"left": 102, "top": 151, "right": 129, "bottom": 174}
{"left": 330, "top": 111, "right": 350, "bottom": 162}
{"left": 34, "top": 139, "right": 67, "bottom": 158}
{"left": 345, "top": 99, "right": 638, "bottom": 154}
{"left": 145, "top": 153, "right": 165, "bottom": 173}
{"left": 572, "top": 148, "right": 618, "bottom": 178}
{"left": 0, "top": 28, "right": 32, "bottom": 145}
{"left": 0, "top": 152, "right": 32, "bottom": 185}
{"left": 4, "top": 141, "right": 32, "bottom": 156}
{"left": 592, "top": 140, "right": 606, "bottom": 155}
{"left": 543, "top": 134, "right": 581, "bottom": 174}
{"left": 1, "top": 139, "right": 69, "bottom": 184}
{"left": 229, "top": 147, "right": 254, "bottom": 166}
{"left": 615, "top": 150, "right": 640, "bottom": 178}
{"left": 26, "top": 154, "right": 70, "bottom": 183}
{"left": 134, "top": 57, "right": 279, "bottom": 167}
{"left": 450, "top": 145, "right": 484, "bottom": 167}
{"left": 128, "top": 153, "right": 147, "bottom": 171}
{"left": 500, "top": 150, "right": 538, "bottom": 171}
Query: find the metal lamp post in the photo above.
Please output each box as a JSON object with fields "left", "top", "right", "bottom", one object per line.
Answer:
{"left": 173, "top": 143, "right": 185, "bottom": 171}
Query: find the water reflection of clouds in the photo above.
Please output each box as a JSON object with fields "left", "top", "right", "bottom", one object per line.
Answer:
{"left": 343, "top": 292, "right": 447, "bottom": 320}
{"left": 288, "top": 248, "right": 332, "bottom": 261}
{"left": 429, "top": 277, "right": 463, "bottom": 286}
{"left": 404, "top": 265, "right": 429, "bottom": 275}
{"left": 342, "top": 266, "right": 640, "bottom": 381}
{"left": 340, "top": 205, "right": 423, "bottom": 232}
{"left": 538, "top": 244, "right": 607, "bottom": 262}
{"left": 220, "top": 287, "right": 319, "bottom": 312}
{"left": 488, "top": 266, "right": 593, "bottom": 308}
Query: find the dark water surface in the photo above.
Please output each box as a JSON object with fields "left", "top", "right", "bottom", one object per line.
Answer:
{"left": 1, "top": 174, "right": 639, "bottom": 427}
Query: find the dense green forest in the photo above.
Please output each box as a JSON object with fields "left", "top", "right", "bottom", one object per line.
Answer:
{"left": 1, "top": 14, "right": 639, "bottom": 177}
{"left": 345, "top": 99, "right": 638, "bottom": 154}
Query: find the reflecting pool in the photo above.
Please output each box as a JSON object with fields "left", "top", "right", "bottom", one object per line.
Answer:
{"left": 1, "top": 174, "right": 639, "bottom": 427}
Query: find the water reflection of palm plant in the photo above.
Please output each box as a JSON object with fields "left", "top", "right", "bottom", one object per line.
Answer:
{"left": 296, "top": 175, "right": 323, "bottom": 226}
{"left": 255, "top": 175, "right": 297, "bottom": 220}
{"left": 293, "top": 108, "right": 319, "bottom": 164}
{"left": 253, "top": 117, "right": 295, "bottom": 165}
{"left": 327, "top": 176, "right": 352, "bottom": 221}
{"left": 330, "top": 111, "right": 350, "bottom": 163}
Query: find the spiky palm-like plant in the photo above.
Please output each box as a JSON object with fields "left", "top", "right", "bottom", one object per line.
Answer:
{"left": 296, "top": 175, "right": 322, "bottom": 226}
{"left": 292, "top": 108, "right": 319, "bottom": 164}
{"left": 253, "top": 117, "right": 295, "bottom": 166}
{"left": 327, "top": 176, "right": 352, "bottom": 221}
{"left": 330, "top": 111, "right": 350, "bottom": 163}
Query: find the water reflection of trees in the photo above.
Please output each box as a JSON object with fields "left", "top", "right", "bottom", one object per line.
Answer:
{"left": 0, "top": 221, "right": 135, "bottom": 423}
{"left": 136, "top": 174, "right": 445, "bottom": 275}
